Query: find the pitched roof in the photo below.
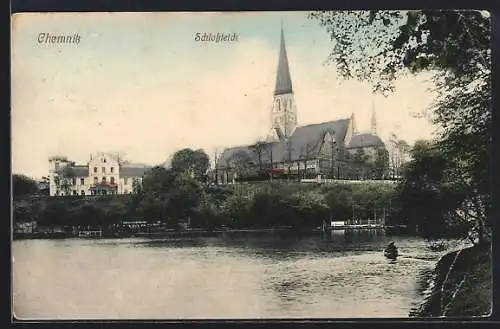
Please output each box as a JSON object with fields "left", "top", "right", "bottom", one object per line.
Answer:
{"left": 274, "top": 27, "right": 293, "bottom": 96}
{"left": 217, "top": 118, "right": 350, "bottom": 168}
{"left": 284, "top": 119, "right": 350, "bottom": 160}
{"left": 347, "top": 133, "right": 385, "bottom": 149}
{"left": 120, "top": 163, "right": 151, "bottom": 178}
{"left": 68, "top": 165, "right": 89, "bottom": 177}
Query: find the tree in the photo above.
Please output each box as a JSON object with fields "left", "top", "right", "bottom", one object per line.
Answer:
{"left": 168, "top": 173, "right": 203, "bottom": 219}
{"left": 351, "top": 148, "right": 369, "bottom": 180}
{"left": 138, "top": 166, "right": 177, "bottom": 223}
{"left": 192, "top": 192, "right": 230, "bottom": 230}
{"left": 141, "top": 166, "right": 176, "bottom": 197}
{"left": 213, "top": 148, "right": 221, "bottom": 184}
{"left": 74, "top": 203, "right": 104, "bottom": 227}
{"left": 12, "top": 174, "right": 39, "bottom": 199}
{"left": 13, "top": 199, "right": 41, "bottom": 224}
{"left": 139, "top": 166, "right": 203, "bottom": 224}
{"left": 299, "top": 142, "right": 319, "bottom": 179}
{"left": 285, "top": 139, "right": 295, "bottom": 178}
{"left": 132, "top": 178, "right": 142, "bottom": 195}
{"left": 170, "top": 148, "right": 210, "bottom": 181}
{"left": 263, "top": 142, "right": 276, "bottom": 181}
{"left": 398, "top": 140, "right": 459, "bottom": 238}
{"left": 308, "top": 10, "right": 489, "bottom": 93}
{"left": 309, "top": 10, "right": 491, "bottom": 243}
{"left": 326, "top": 187, "right": 353, "bottom": 222}
{"left": 249, "top": 140, "right": 268, "bottom": 172}
{"left": 373, "top": 148, "right": 390, "bottom": 179}
{"left": 388, "top": 134, "right": 411, "bottom": 178}
{"left": 221, "top": 193, "right": 251, "bottom": 229}
{"left": 55, "top": 165, "right": 75, "bottom": 196}
{"left": 38, "top": 199, "right": 72, "bottom": 227}
{"left": 227, "top": 151, "right": 255, "bottom": 181}
{"left": 104, "top": 200, "right": 128, "bottom": 225}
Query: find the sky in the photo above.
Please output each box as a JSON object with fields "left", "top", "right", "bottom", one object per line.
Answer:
{"left": 11, "top": 11, "right": 438, "bottom": 179}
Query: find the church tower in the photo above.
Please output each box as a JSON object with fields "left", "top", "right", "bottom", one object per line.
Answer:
{"left": 370, "top": 96, "right": 377, "bottom": 134}
{"left": 268, "top": 25, "right": 297, "bottom": 141}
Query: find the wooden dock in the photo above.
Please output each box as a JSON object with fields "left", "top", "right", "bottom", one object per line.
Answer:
{"left": 327, "top": 224, "right": 385, "bottom": 230}
{"left": 78, "top": 230, "right": 103, "bottom": 238}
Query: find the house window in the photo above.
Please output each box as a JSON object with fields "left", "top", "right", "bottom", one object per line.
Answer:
{"left": 94, "top": 167, "right": 97, "bottom": 173}
{"left": 102, "top": 177, "right": 107, "bottom": 183}
{"left": 80, "top": 178, "right": 85, "bottom": 185}
{"left": 94, "top": 177, "right": 98, "bottom": 184}
{"left": 55, "top": 177, "right": 60, "bottom": 185}
{"left": 124, "top": 177, "right": 128, "bottom": 184}
{"left": 72, "top": 177, "right": 76, "bottom": 185}
{"left": 110, "top": 167, "right": 114, "bottom": 173}
{"left": 110, "top": 177, "right": 115, "bottom": 185}
{"left": 102, "top": 167, "right": 106, "bottom": 173}
{"left": 55, "top": 162, "right": 60, "bottom": 170}
{"left": 104, "top": 158, "right": 107, "bottom": 163}
{"left": 81, "top": 190, "right": 85, "bottom": 195}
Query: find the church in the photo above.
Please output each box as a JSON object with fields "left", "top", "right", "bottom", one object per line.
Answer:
{"left": 215, "top": 27, "right": 389, "bottom": 183}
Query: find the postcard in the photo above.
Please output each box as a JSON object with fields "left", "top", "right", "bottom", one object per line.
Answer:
{"left": 11, "top": 11, "right": 492, "bottom": 320}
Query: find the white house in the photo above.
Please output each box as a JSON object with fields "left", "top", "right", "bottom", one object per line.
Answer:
{"left": 48, "top": 152, "right": 151, "bottom": 196}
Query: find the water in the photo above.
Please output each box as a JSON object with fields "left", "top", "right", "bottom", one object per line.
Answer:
{"left": 12, "top": 232, "right": 443, "bottom": 319}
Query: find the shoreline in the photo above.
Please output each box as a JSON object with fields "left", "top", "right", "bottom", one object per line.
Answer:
{"left": 410, "top": 242, "right": 492, "bottom": 317}
{"left": 13, "top": 226, "right": 407, "bottom": 241}
{"left": 12, "top": 228, "right": 325, "bottom": 240}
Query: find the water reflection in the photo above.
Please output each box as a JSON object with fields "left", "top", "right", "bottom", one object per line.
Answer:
{"left": 13, "top": 231, "right": 441, "bottom": 319}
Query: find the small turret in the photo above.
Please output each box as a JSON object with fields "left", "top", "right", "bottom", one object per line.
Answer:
{"left": 351, "top": 112, "right": 357, "bottom": 135}
{"left": 49, "top": 155, "right": 69, "bottom": 173}
{"left": 371, "top": 96, "right": 377, "bottom": 135}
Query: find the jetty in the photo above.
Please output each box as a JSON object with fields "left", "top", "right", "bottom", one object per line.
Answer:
{"left": 78, "top": 230, "right": 103, "bottom": 238}
{"left": 322, "top": 220, "right": 385, "bottom": 231}
{"left": 327, "top": 224, "right": 385, "bottom": 230}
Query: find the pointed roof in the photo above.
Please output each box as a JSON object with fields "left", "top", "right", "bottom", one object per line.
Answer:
{"left": 274, "top": 25, "right": 293, "bottom": 96}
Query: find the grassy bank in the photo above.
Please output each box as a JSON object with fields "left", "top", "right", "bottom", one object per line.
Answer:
{"left": 415, "top": 242, "right": 492, "bottom": 317}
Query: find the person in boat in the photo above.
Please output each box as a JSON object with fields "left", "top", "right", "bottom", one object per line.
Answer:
{"left": 384, "top": 241, "right": 398, "bottom": 258}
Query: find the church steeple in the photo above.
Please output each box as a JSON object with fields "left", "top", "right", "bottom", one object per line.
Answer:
{"left": 274, "top": 23, "right": 293, "bottom": 96}
{"left": 268, "top": 23, "right": 298, "bottom": 141}
{"left": 351, "top": 112, "right": 358, "bottom": 135}
{"left": 371, "top": 96, "right": 377, "bottom": 134}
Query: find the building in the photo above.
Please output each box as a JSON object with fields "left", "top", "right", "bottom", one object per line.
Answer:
{"left": 215, "top": 27, "right": 389, "bottom": 183}
{"left": 48, "top": 152, "right": 151, "bottom": 196}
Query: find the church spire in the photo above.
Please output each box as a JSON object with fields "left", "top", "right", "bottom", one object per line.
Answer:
{"left": 351, "top": 112, "right": 358, "bottom": 135}
{"left": 274, "top": 23, "right": 293, "bottom": 96}
{"left": 268, "top": 23, "right": 297, "bottom": 141}
{"left": 371, "top": 96, "right": 377, "bottom": 134}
